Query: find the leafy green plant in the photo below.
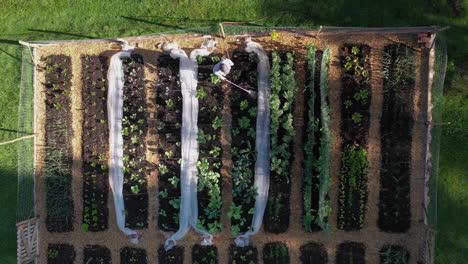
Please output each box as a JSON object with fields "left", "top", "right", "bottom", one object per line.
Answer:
{"left": 196, "top": 87, "right": 208, "bottom": 98}
{"left": 240, "top": 100, "right": 249, "bottom": 110}
{"left": 209, "top": 73, "right": 221, "bottom": 84}
{"left": 352, "top": 112, "right": 363, "bottom": 123}
{"left": 238, "top": 116, "right": 250, "bottom": 128}
{"left": 212, "top": 116, "right": 222, "bottom": 130}
{"left": 48, "top": 249, "right": 59, "bottom": 259}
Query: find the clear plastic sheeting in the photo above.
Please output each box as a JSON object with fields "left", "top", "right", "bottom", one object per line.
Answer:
{"left": 107, "top": 45, "right": 140, "bottom": 244}
{"left": 163, "top": 40, "right": 217, "bottom": 250}
{"left": 235, "top": 38, "right": 271, "bottom": 247}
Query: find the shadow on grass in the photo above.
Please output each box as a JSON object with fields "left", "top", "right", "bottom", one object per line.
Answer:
{"left": 27, "top": 29, "right": 95, "bottom": 39}
{"left": 121, "top": 16, "right": 186, "bottom": 30}
{"left": 0, "top": 167, "right": 18, "bottom": 264}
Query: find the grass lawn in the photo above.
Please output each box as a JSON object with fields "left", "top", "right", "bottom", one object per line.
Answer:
{"left": 0, "top": 0, "right": 466, "bottom": 263}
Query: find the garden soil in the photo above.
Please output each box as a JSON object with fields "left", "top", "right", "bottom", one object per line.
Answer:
{"left": 33, "top": 31, "right": 431, "bottom": 264}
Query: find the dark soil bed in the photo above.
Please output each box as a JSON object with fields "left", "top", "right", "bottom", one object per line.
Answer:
{"left": 47, "top": 244, "right": 75, "bottom": 264}
{"left": 228, "top": 50, "right": 258, "bottom": 235}
{"left": 378, "top": 44, "right": 414, "bottom": 233}
{"left": 262, "top": 242, "right": 290, "bottom": 264}
{"left": 156, "top": 54, "right": 182, "bottom": 231}
{"left": 337, "top": 44, "right": 371, "bottom": 231}
{"left": 41, "top": 55, "right": 74, "bottom": 233}
{"left": 158, "top": 245, "right": 184, "bottom": 264}
{"left": 81, "top": 55, "right": 109, "bottom": 232}
{"left": 380, "top": 245, "right": 409, "bottom": 264}
{"left": 229, "top": 245, "right": 258, "bottom": 264}
{"left": 300, "top": 242, "right": 328, "bottom": 264}
{"left": 192, "top": 245, "right": 218, "bottom": 264}
{"left": 120, "top": 247, "right": 147, "bottom": 264}
{"left": 83, "top": 245, "right": 111, "bottom": 264}
{"left": 303, "top": 49, "right": 324, "bottom": 232}
{"left": 121, "top": 54, "right": 148, "bottom": 229}
{"left": 336, "top": 242, "right": 365, "bottom": 264}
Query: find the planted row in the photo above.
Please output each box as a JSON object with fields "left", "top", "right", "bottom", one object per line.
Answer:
{"left": 228, "top": 51, "right": 258, "bottom": 235}
{"left": 378, "top": 44, "right": 414, "bottom": 233}
{"left": 196, "top": 54, "right": 224, "bottom": 234}
{"left": 337, "top": 45, "right": 371, "bottom": 231}
{"left": 121, "top": 54, "right": 148, "bottom": 229}
{"left": 84, "top": 245, "right": 111, "bottom": 264}
{"left": 263, "top": 242, "right": 290, "bottom": 264}
{"left": 156, "top": 55, "right": 182, "bottom": 231}
{"left": 41, "top": 55, "right": 74, "bottom": 232}
{"left": 121, "top": 247, "right": 147, "bottom": 264}
{"left": 300, "top": 243, "right": 328, "bottom": 264}
{"left": 264, "top": 51, "right": 296, "bottom": 233}
{"left": 47, "top": 244, "right": 75, "bottom": 264}
{"left": 302, "top": 45, "right": 332, "bottom": 233}
{"left": 81, "top": 55, "right": 109, "bottom": 232}
{"left": 336, "top": 242, "right": 365, "bottom": 264}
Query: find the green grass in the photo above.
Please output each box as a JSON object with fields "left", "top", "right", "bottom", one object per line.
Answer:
{"left": 0, "top": 0, "right": 466, "bottom": 263}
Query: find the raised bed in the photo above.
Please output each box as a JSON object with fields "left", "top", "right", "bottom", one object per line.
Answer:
{"left": 81, "top": 55, "right": 109, "bottom": 232}
{"left": 156, "top": 54, "right": 182, "bottom": 231}
{"left": 229, "top": 245, "right": 258, "bottom": 264}
{"left": 121, "top": 54, "right": 148, "bottom": 229}
{"left": 336, "top": 241, "right": 366, "bottom": 264}
{"left": 302, "top": 45, "right": 332, "bottom": 233}
{"left": 300, "top": 242, "right": 328, "bottom": 264}
{"left": 47, "top": 244, "right": 75, "bottom": 264}
{"left": 192, "top": 245, "right": 218, "bottom": 264}
{"left": 228, "top": 51, "right": 258, "bottom": 236}
{"left": 41, "top": 55, "right": 74, "bottom": 233}
{"left": 378, "top": 44, "right": 415, "bottom": 233}
{"left": 263, "top": 242, "right": 290, "bottom": 264}
{"left": 380, "top": 245, "right": 409, "bottom": 264}
{"left": 158, "top": 245, "right": 184, "bottom": 264}
{"left": 120, "top": 247, "right": 147, "bottom": 264}
{"left": 83, "top": 245, "right": 111, "bottom": 264}
{"left": 337, "top": 44, "right": 371, "bottom": 231}
{"left": 264, "top": 51, "right": 296, "bottom": 233}
{"left": 196, "top": 54, "right": 224, "bottom": 234}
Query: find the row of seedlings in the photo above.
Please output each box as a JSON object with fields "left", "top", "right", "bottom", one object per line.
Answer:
{"left": 121, "top": 247, "right": 147, "bottom": 264}
{"left": 195, "top": 53, "right": 224, "bottom": 237}
{"left": 83, "top": 245, "right": 111, "bottom": 264}
{"left": 263, "top": 242, "right": 290, "bottom": 264}
{"left": 81, "top": 55, "right": 109, "bottom": 232}
{"left": 41, "top": 55, "right": 74, "bottom": 232}
{"left": 155, "top": 54, "right": 182, "bottom": 231}
{"left": 378, "top": 44, "right": 415, "bottom": 233}
{"left": 47, "top": 244, "right": 75, "bottom": 264}
{"left": 337, "top": 44, "right": 371, "bottom": 231}
{"left": 121, "top": 54, "right": 148, "bottom": 229}
{"left": 230, "top": 244, "right": 258, "bottom": 264}
{"left": 159, "top": 245, "right": 184, "bottom": 264}
{"left": 193, "top": 245, "right": 218, "bottom": 264}
{"left": 264, "top": 51, "right": 296, "bottom": 233}
{"left": 228, "top": 51, "right": 258, "bottom": 237}
{"left": 302, "top": 44, "right": 332, "bottom": 233}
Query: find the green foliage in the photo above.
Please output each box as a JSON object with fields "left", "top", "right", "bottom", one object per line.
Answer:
{"left": 196, "top": 87, "right": 208, "bottom": 98}
{"left": 381, "top": 246, "right": 409, "bottom": 264}
{"left": 211, "top": 116, "right": 222, "bottom": 130}
{"left": 382, "top": 44, "right": 415, "bottom": 88}
{"left": 209, "top": 73, "right": 221, "bottom": 84}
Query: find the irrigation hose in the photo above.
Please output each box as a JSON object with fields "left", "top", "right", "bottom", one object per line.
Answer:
{"left": 0, "top": 135, "right": 35, "bottom": 146}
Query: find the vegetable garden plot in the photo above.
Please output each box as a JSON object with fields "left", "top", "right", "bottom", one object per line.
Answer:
{"left": 47, "top": 244, "right": 75, "bottom": 264}
{"left": 83, "top": 245, "right": 111, "bottom": 264}
{"left": 299, "top": 242, "right": 328, "bottom": 264}
{"left": 228, "top": 51, "right": 258, "bottom": 236}
{"left": 229, "top": 245, "right": 258, "bottom": 264}
{"left": 262, "top": 242, "right": 290, "bottom": 264}
{"left": 195, "top": 53, "right": 224, "bottom": 235}
{"left": 378, "top": 44, "right": 415, "bottom": 233}
{"left": 41, "top": 55, "right": 75, "bottom": 233}
{"left": 158, "top": 245, "right": 184, "bottom": 264}
{"left": 336, "top": 242, "right": 366, "bottom": 264}
{"left": 121, "top": 54, "right": 149, "bottom": 229}
{"left": 155, "top": 54, "right": 183, "bottom": 231}
{"left": 120, "top": 247, "right": 147, "bottom": 264}
{"left": 380, "top": 245, "right": 409, "bottom": 264}
{"left": 337, "top": 44, "right": 371, "bottom": 231}
{"left": 81, "top": 55, "right": 109, "bottom": 232}
{"left": 264, "top": 51, "right": 296, "bottom": 233}
{"left": 192, "top": 245, "right": 218, "bottom": 264}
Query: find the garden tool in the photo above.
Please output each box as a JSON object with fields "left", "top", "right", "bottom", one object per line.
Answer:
{"left": 213, "top": 59, "right": 256, "bottom": 97}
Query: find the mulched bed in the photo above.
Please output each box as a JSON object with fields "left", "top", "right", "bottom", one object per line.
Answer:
{"left": 262, "top": 242, "right": 290, "bottom": 264}
{"left": 41, "top": 55, "right": 74, "bottom": 233}
{"left": 81, "top": 55, "right": 109, "bottom": 232}
{"left": 303, "top": 49, "right": 324, "bottom": 232}
{"left": 337, "top": 44, "right": 371, "bottom": 231}
{"left": 196, "top": 53, "right": 224, "bottom": 234}
{"left": 121, "top": 54, "right": 148, "bottom": 229}
{"left": 155, "top": 54, "right": 182, "bottom": 231}
{"left": 378, "top": 44, "right": 414, "bottom": 233}
{"left": 83, "top": 245, "right": 111, "bottom": 264}
{"left": 300, "top": 242, "right": 328, "bottom": 264}
{"left": 229, "top": 245, "right": 258, "bottom": 264}
{"left": 158, "top": 245, "right": 184, "bottom": 264}
{"left": 336, "top": 241, "right": 366, "bottom": 264}
{"left": 192, "top": 245, "right": 218, "bottom": 264}
{"left": 264, "top": 51, "right": 296, "bottom": 233}
{"left": 228, "top": 50, "right": 258, "bottom": 235}
{"left": 380, "top": 245, "right": 409, "bottom": 264}
{"left": 47, "top": 244, "right": 75, "bottom": 264}
{"left": 120, "top": 247, "right": 147, "bottom": 264}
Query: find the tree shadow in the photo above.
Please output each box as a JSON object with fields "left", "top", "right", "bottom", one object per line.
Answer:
{"left": 0, "top": 47, "right": 20, "bottom": 61}
{"left": 120, "top": 16, "right": 185, "bottom": 30}
{"left": 27, "top": 29, "right": 95, "bottom": 39}
{"left": 0, "top": 128, "right": 33, "bottom": 135}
